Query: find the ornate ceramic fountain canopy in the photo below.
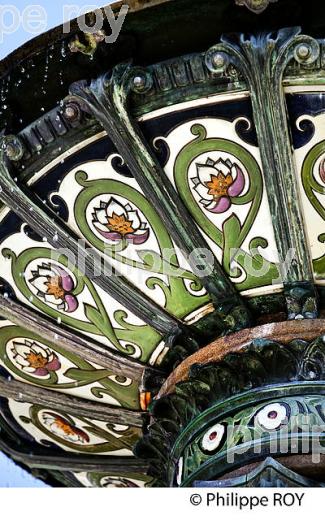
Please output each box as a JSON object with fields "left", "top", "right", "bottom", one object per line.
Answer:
{"left": 1, "top": 0, "right": 325, "bottom": 487}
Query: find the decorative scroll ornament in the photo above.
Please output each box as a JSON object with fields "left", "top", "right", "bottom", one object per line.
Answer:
{"left": 71, "top": 166, "right": 209, "bottom": 322}
{"left": 0, "top": 148, "right": 192, "bottom": 341}
{"left": 0, "top": 295, "right": 148, "bottom": 381}
{"left": 0, "top": 326, "right": 140, "bottom": 408}
{"left": 70, "top": 64, "right": 252, "bottom": 334}
{"left": 235, "top": 0, "right": 279, "bottom": 13}
{"left": 3, "top": 13, "right": 325, "bottom": 487}
{"left": 172, "top": 122, "right": 280, "bottom": 292}
{"left": 205, "top": 27, "right": 320, "bottom": 319}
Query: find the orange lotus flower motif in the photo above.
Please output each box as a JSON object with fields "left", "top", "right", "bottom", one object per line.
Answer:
{"left": 192, "top": 157, "right": 245, "bottom": 213}
{"left": 92, "top": 198, "right": 149, "bottom": 245}
{"left": 12, "top": 340, "right": 61, "bottom": 377}
{"left": 205, "top": 172, "right": 234, "bottom": 198}
{"left": 45, "top": 275, "right": 65, "bottom": 300}
{"left": 42, "top": 412, "right": 90, "bottom": 444}
{"left": 29, "top": 263, "right": 78, "bottom": 313}
{"left": 108, "top": 213, "right": 134, "bottom": 236}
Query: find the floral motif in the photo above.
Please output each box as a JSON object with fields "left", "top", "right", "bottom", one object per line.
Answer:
{"left": 192, "top": 157, "right": 245, "bottom": 213}
{"left": 29, "top": 263, "right": 78, "bottom": 313}
{"left": 255, "top": 403, "right": 287, "bottom": 430}
{"left": 42, "top": 412, "right": 90, "bottom": 444}
{"left": 92, "top": 198, "right": 149, "bottom": 244}
{"left": 201, "top": 423, "right": 225, "bottom": 452}
{"left": 11, "top": 340, "right": 61, "bottom": 377}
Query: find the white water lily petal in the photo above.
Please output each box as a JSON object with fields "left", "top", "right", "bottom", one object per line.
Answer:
{"left": 206, "top": 157, "right": 215, "bottom": 166}
{"left": 94, "top": 208, "right": 109, "bottom": 225}
{"left": 30, "top": 276, "right": 49, "bottom": 293}
{"left": 43, "top": 413, "right": 54, "bottom": 422}
{"left": 36, "top": 265, "right": 54, "bottom": 277}
{"left": 94, "top": 221, "right": 109, "bottom": 232}
{"left": 44, "top": 293, "right": 63, "bottom": 305}
{"left": 194, "top": 181, "right": 213, "bottom": 200}
{"left": 205, "top": 200, "right": 220, "bottom": 210}
{"left": 127, "top": 210, "right": 141, "bottom": 231}
{"left": 32, "top": 343, "right": 48, "bottom": 357}
{"left": 14, "top": 353, "right": 30, "bottom": 367}
{"left": 50, "top": 423, "right": 63, "bottom": 436}
{"left": 132, "top": 229, "right": 147, "bottom": 236}
{"left": 196, "top": 165, "right": 218, "bottom": 185}
{"left": 231, "top": 164, "right": 239, "bottom": 178}
{"left": 13, "top": 343, "right": 31, "bottom": 358}
{"left": 66, "top": 433, "right": 80, "bottom": 443}
{"left": 22, "top": 366, "right": 36, "bottom": 373}
{"left": 214, "top": 159, "right": 231, "bottom": 175}
{"left": 106, "top": 198, "right": 126, "bottom": 217}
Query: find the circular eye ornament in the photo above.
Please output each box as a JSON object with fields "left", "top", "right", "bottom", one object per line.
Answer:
{"left": 255, "top": 403, "right": 287, "bottom": 430}
{"left": 201, "top": 423, "right": 225, "bottom": 452}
